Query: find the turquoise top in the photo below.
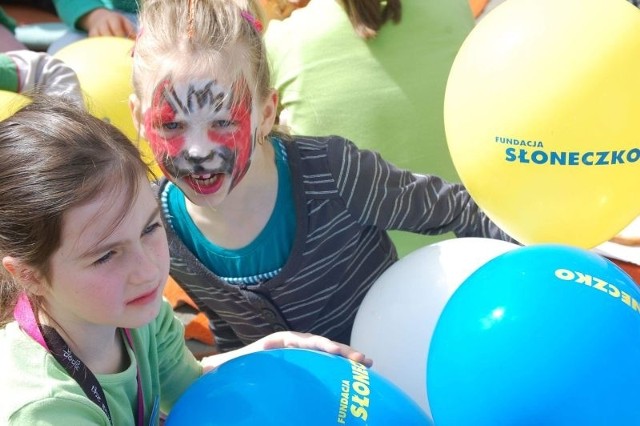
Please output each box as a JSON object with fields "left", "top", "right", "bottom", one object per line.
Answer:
{"left": 52, "top": 0, "right": 139, "bottom": 29}
{"left": 162, "top": 137, "right": 296, "bottom": 285}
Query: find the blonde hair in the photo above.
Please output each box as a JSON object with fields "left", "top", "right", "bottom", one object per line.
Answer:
{"left": 133, "top": 0, "right": 271, "bottom": 105}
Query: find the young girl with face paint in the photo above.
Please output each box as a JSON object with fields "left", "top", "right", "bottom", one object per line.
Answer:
{"left": 130, "top": 0, "right": 515, "bottom": 353}
{"left": 0, "top": 96, "right": 370, "bottom": 424}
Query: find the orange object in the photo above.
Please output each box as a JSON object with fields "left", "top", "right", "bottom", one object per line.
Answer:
{"left": 164, "top": 276, "right": 198, "bottom": 310}
{"left": 185, "top": 312, "right": 216, "bottom": 346}
{"left": 469, "top": 0, "right": 490, "bottom": 17}
{"left": 163, "top": 277, "right": 216, "bottom": 345}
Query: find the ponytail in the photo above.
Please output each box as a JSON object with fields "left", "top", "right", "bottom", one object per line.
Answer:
{"left": 341, "top": 0, "right": 402, "bottom": 39}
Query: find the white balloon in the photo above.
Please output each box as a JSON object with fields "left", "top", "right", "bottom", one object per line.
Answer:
{"left": 350, "top": 237, "right": 519, "bottom": 418}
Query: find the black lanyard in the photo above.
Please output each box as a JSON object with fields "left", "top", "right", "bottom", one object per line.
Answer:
{"left": 13, "top": 293, "right": 145, "bottom": 425}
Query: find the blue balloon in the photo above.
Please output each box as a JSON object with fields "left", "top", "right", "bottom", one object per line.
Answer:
{"left": 427, "top": 244, "right": 640, "bottom": 426}
{"left": 167, "top": 348, "right": 433, "bottom": 425}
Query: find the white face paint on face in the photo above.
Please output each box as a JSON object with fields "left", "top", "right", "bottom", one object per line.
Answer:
{"left": 143, "top": 76, "right": 261, "bottom": 207}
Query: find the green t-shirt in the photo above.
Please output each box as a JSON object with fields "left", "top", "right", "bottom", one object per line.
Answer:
{"left": 0, "top": 301, "right": 202, "bottom": 425}
{"left": 266, "top": 0, "right": 475, "bottom": 256}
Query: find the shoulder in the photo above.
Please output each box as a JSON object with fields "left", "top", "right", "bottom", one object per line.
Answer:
{"left": 286, "top": 134, "right": 355, "bottom": 156}
{"left": 292, "top": 135, "right": 383, "bottom": 173}
{"left": 135, "top": 301, "right": 202, "bottom": 407}
{"left": 8, "top": 397, "right": 106, "bottom": 425}
{"left": 130, "top": 300, "right": 199, "bottom": 370}
{"left": 285, "top": 134, "right": 358, "bottom": 172}
{"left": 285, "top": 134, "right": 383, "bottom": 198}
{"left": 0, "top": 323, "right": 101, "bottom": 423}
{"left": 265, "top": 1, "right": 342, "bottom": 63}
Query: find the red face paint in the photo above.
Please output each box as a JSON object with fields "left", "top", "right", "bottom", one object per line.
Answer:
{"left": 210, "top": 80, "right": 254, "bottom": 189}
{"left": 142, "top": 77, "right": 258, "bottom": 196}
{"left": 143, "top": 80, "right": 186, "bottom": 162}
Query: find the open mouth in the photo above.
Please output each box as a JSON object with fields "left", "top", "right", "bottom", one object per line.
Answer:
{"left": 184, "top": 173, "right": 225, "bottom": 194}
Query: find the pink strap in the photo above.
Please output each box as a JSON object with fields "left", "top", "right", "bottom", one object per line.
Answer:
{"left": 14, "top": 295, "right": 145, "bottom": 426}
{"left": 13, "top": 293, "right": 49, "bottom": 350}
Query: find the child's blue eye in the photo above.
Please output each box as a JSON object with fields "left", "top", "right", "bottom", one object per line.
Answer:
{"left": 94, "top": 251, "right": 115, "bottom": 265}
{"left": 214, "top": 120, "right": 233, "bottom": 128}
{"left": 143, "top": 222, "right": 162, "bottom": 236}
{"left": 162, "top": 122, "right": 181, "bottom": 130}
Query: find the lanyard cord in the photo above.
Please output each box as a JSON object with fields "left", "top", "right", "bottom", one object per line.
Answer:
{"left": 41, "top": 324, "right": 113, "bottom": 421}
{"left": 13, "top": 293, "right": 145, "bottom": 426}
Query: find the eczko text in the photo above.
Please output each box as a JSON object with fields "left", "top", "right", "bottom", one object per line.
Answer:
{"left": 495, "top": 137, "right": 640, "bottom": 165}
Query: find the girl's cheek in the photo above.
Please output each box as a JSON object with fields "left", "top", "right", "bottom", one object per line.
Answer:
{"left": 215, "top": 96, "right": 253, "bottom": 178}
{"left": 143, "top": 116, "right": 185, "bottom": 159}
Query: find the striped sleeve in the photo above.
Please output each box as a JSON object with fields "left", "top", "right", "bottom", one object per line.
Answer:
{"left": 4, "top": 51, "right": 84, "bottom": 106}
{"left": 327, "top": 137, "right": 515, "bottom": 241}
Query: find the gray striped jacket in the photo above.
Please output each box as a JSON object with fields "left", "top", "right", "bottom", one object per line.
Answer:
{"left": 161, "top": 135, "right": 513, "bottom": 352}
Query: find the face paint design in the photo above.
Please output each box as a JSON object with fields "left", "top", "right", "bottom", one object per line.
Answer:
{"left": 143, "top": 78, "right": 258, "bottom": 198}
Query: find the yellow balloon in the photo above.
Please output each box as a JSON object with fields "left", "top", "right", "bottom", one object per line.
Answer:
{"left": 54, "top": 37, "right": 161, "bottom": 178}
{"left": 445, "top": 0, "right": 640, "bottom": 248}
{"left": 0, "top": 91, "right": 30, "bottom": 120}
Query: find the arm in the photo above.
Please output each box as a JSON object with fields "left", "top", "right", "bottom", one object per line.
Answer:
{"left": 328, "top": 137, "right": 515, "bottom": 242}
{"left": 153, "top": 302, "right": 203, "bottom": 412}
{"left": 611, "top": 235, "right": 640, "bottom": 246}
{"left": 52, "top": 0, "right": 105, "bottom": 29}
{"left": 1, "top": 51, "right": 84, "bottom": 106}
{"left": 610, "top": 216, "right": 640, "bottom": 246}
{"left": 78, "top": 8, "right": 136, "bottom": 38}
{"left": 52, "top": 0, "right": 135, "bottom": 37}
{"left": 200, "top": 331, "right": 372, "bottom": 373}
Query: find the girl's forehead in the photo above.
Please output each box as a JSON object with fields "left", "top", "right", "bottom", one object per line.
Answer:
{"left": 141, "top": 52, "right": 253, "bottom": 106}
{"left": 143, "top": 78, "right": 252, "bottom": 116}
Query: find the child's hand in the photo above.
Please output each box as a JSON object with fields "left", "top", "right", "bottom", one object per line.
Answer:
{"left": 611, "top": 234, "right": 640, "bottom": 247}
{"left": 200, "top": 331, "right": 372, "bottom": 373}
{"left": 259, "top": 331, "right": 372, "bottom": 367}
{"left": 610, "top": 216, "right": 640, "bottom": 246}
{"left": 79, "top": 8, "right": 136, "bottom": 39}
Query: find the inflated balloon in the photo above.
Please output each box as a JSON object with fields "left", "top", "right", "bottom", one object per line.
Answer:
{"left": 427, "top": 244, "right": 640, "bottom": 425}
{"left": 350, "top": 237, "right": 518, "bottom": 418}
{"left": 0, "top": 91, "right": 30, "bottom": 120}
{"left": 53, "top": 37, "right": 161, "bottom": 177}
{"left": 167, "top": 348, "right": 432, "bottom": 426}
{"left": 444, "top": 0, "right": 640, "bottom": 248}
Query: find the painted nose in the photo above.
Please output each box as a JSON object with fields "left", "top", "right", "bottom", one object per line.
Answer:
{"left": 183, "top": 150, "right": 214, "bottom": 165}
